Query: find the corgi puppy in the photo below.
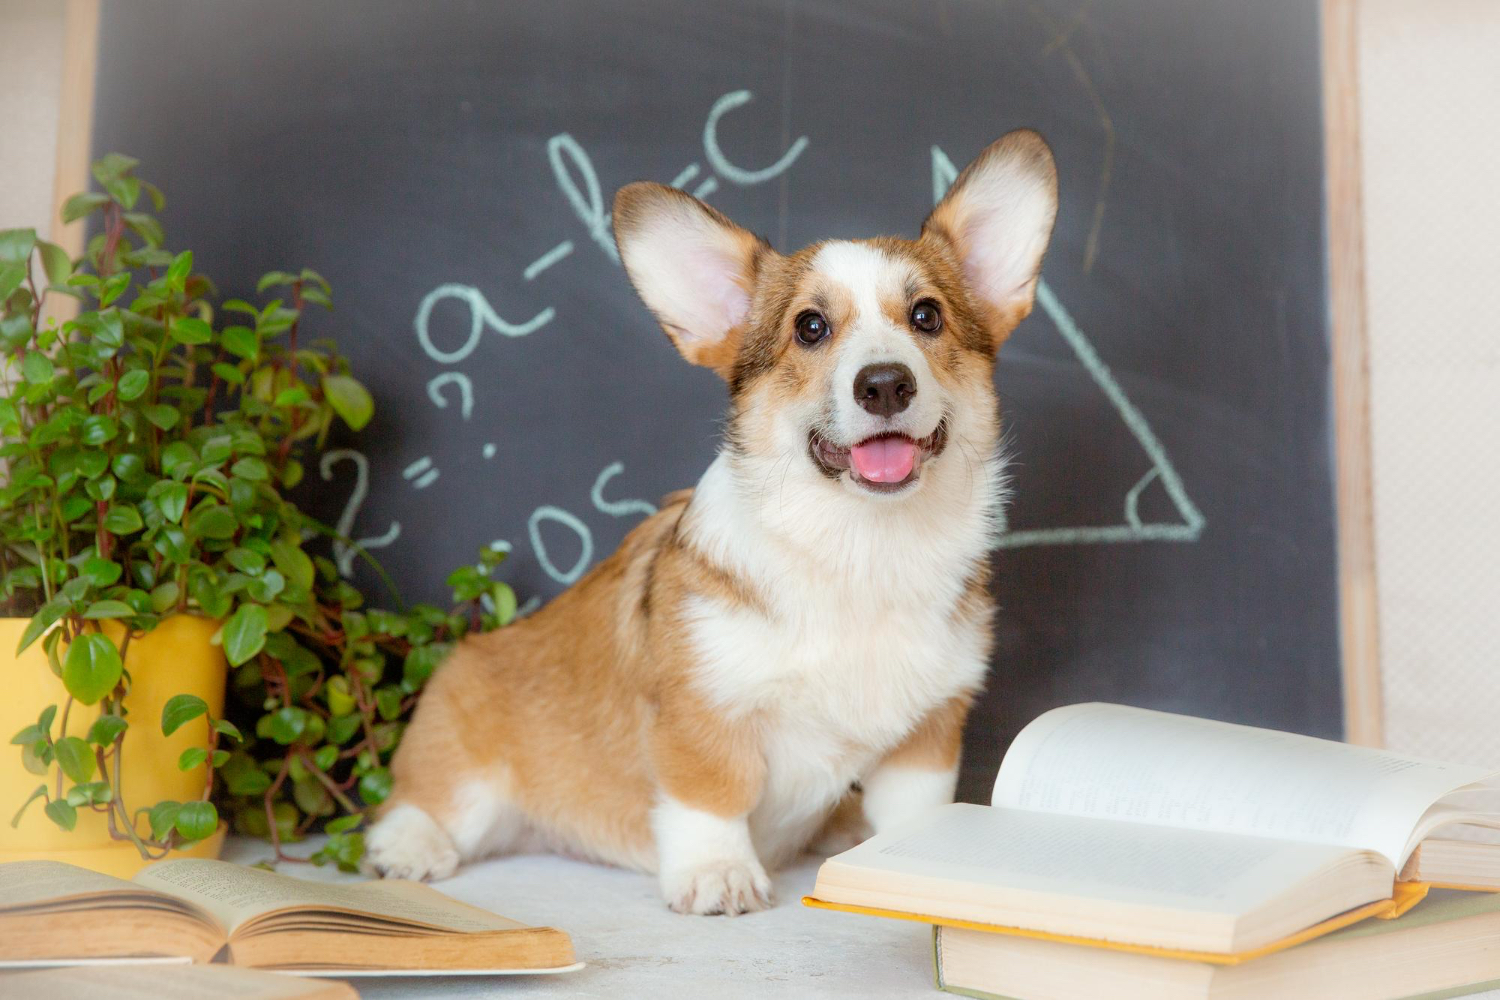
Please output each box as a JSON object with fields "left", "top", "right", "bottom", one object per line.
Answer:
{"left": 365, "top": 131, "right": 1058, "bottom": 915}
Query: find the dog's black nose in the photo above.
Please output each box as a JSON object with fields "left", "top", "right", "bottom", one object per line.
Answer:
{"left": 854, "top": 363, "right": 916, "bottom": 417}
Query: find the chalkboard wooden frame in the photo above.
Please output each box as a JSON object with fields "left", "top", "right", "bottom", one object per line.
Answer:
{"left": 1322, "top": 0, "right": 1383, "bottom": 747}
{"left": 52, "top": 0, "right": 1387, "bottom": 747}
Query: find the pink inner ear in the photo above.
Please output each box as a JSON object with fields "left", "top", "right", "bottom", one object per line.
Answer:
{"left": 677, "top": 250, "right": 750, "bottom": 343}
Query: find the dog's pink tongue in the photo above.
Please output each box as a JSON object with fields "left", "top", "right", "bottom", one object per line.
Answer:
{"left": 850, "top": 437, "right": 917, "bottom": 483}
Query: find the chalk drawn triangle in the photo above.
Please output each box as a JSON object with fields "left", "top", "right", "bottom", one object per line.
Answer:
{"left": 932, "top": 146, "right": 1205, "bottom": 548}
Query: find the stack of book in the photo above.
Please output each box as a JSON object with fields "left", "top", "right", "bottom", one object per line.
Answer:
{"left": 808, "top": 703, "right": 1500, "bottom": 1000}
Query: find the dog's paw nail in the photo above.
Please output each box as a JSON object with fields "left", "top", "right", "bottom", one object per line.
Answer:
{"left": 662, "top": 861, "right": 774, "bottom": 916}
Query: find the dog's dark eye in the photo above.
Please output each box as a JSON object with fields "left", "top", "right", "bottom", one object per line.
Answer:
{"left": 795, "top": 311, "right": 831, "bottom": 346}
{"left": 910, "top": 300, "right": 942, "bottom": 334}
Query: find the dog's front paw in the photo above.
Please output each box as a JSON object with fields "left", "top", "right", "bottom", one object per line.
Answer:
{"left": 661, "top": 859, "right": 774, "bottom": 916}
{"left": 363, "top": 804, "right": 460, "bottom": 881}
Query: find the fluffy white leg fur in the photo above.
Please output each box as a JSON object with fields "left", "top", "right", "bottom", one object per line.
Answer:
{"left": 365, "top": 779, "right": 526, "bottom": 881}
{"left": 363, "top": 803, "right": 461, "bottom": 881}
{"left": 653, "top": 797, "right": 772, "bottom": 915}
{"left": 861, "top": 764, "right": 959, "bottom": 833}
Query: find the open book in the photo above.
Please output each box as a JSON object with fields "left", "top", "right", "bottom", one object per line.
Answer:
{"left": 0, "top": 858, "right": 576, "bottom": 973}
{"left": 809, "top": 703, "right": 1500, "bottom": 957}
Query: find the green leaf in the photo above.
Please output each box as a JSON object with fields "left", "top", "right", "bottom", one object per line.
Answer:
{"left": 44, "top": 799, "right": 77, "bottom": 831}
{"left": 293, "top": 776, "right": 334, "bottom": 817}
{"left": 300, "top": 285, "right": 332, "bottom": 309}
{"left": 116, "top": 368, "right": 150, "bottom": 401}
{"left": 375, "top": 687, "right": 403, "bottom": 721}
{"left": 156, "top": 481, "right": 189, "bottom": 523}
{"left": 221, "top": 603, "right": 268, "bottom": 666}
{"left": 221, "top": 754, "right": 271, "bottom": 795}
{"left": 189, "top": 504, "right": 238, "bottom": 540}
{"left": 359, "top": 767, "right": 393, "bottom": 806}
{"left": 166, "top": 249, "right": 193, "bottom": 285}
{"left": 81, "top": 599, "right": 135, "bottom": 619}
{"left": 148, "top": 800, "right": 182, "bottom": 840}
{"left": 170, "top": 316, "right": 212, "bottom": 345}
{"left": 80, "top": 414, "right": 118, "bottom": 445}
{"left": 178, "top": 747, "right": 208, "bottom": 771}
{"left": 161, "top": 694, "right": 208, "bottom": 736}
{"left": 143, "top": 404, "right": 180, "bottom": 431}
{"left": 325, "top": 814, "right": 361, "bottom": 836}
{"left": 0, "top": 228, "right": 36, "bottom": 263}
{"left": 222, "top": 325, "right": 258, "bottom": 360}
{"left": 212, "top": 718, "right": 243, "bottom": 742}
{"left": 188, "top": 572, "right": 229, "bottom": 618}
{"left": 150, "top": 523, "right": 185, "bottom": 564}
{"left": 92, "top": 152, "right": 139, "bottom": 183}
{"left": 230, "top": 457, "right": 268, "bottom": 481}
{"left": 102, "top": 504, "right": 143, "bottom": 534}
{"left": 103, "top": 174, "right": 140, "bottom": 209}
{"left": 326, "top": 713, "right": 361, "bottom": 745}
{"left": 10, "top": 724, "right": 44, "bottom": 747}
{"left": 268, "top": 538, "right": 315, "bottom": 591}
{"left": 54, "top": 736, "right": 95, "bottom": 783}
{"left": 62, "top": 633, "right": 123, "bottom": 704}
{"left": 161, "top": 441, "right": 198, "bottom": 479}
{"left": 112, "top": 452, "right": 146, "bottom": 482}
{"left": 226, "top": 547, "right": 266, "bottom": 574}
{"left": 313, "top": 744, "right": 339, "bottom": 771}
{"left": 174, "top": 801, "right": 218, "bottom": 842}
{"left": 21, "top": 351, "right": 54, "bottom": 386}
{"left": 10, "top": 784, "right": 48, "bottom": 828}
{"left": 491, "top": 581, "right": 518, "bottom": 626}
{"left": 36, "top": 240, "right": 71, "bottom": 285}
{"left": 245, "top": 569, "right": 284, "bottom": 602}
{"left": 150, "top": 581, "right": 180, "bottom": 613}
{"left": 17, "top": 598, "right": 71, "bottom": 654}
{"left": 211, "top": 361, "right": 245, "bottom": 385}
{"left": 97, "top": 275, "right": 130, "bottom": 310}
{"left": 122, "top": 211, "right": 165, "bottom": 248}
{"left": 402, "top": 643, "right": 447, "bottom": 688}
{"left": 321, "top": 375, "right": 374, "bottom": 431}
{"left": 256, "top": 270, "right": 298, "bottom": 293}
{"left": 264, "top": 706, "right": 307, "bottom": 745}
{"left": 61, "top": 192, "right": 109, "bottom": 223}
{"left": 0, "top": 261, "right": 25, "bottom": 301}
{"left": 87, "top": 714, "right": 128, "bottom": 746}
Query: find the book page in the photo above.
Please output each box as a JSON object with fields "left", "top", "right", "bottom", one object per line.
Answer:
{"left": 0, "top": 860, "right": 143, "bottom": 909}
{"left": 133, "top": 859, "right": 526, "bottom": 936}
{"left": 817, "top": 803, "right": 1395, "bottom": 952}
{"left": 834, "top": 804, "right": 1367, "bottom": 916}
{"left": 993, "top": 703, "right": 1495, "bottom": 865}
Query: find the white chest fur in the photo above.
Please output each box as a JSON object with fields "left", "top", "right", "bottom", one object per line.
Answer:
{"left": 679, "top": 454, "right": 997, "bottom": 862}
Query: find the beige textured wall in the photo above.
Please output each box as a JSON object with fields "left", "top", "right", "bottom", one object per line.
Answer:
{"left": 0, "top": 0, "right": 67, "bottom": 240}
{"left": 1359, "top": 0, "right": 1500, "bottom": 762}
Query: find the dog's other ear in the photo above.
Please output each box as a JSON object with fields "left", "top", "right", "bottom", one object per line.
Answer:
{"left": 922, "top": 130, "right": 1058, "bottom": 340}
{"left": 613, "top": 183, "right": 771, "bottom": 377}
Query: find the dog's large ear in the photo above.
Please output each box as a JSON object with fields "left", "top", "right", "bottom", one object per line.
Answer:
{"left": 922, "top": 130, "right": 1058, "bottom": 340}
{"left": 613, "top": 183, "right": 771, "bottom": 378}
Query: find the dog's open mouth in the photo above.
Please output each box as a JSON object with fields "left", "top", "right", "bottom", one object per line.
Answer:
{"left": 809, "top": 420, "right": 949, "bottom": 493}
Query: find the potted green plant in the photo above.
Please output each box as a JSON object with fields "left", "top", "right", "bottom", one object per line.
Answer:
{"left": 0, "top": 154, "right": 377, "bottom": 874}
{"left": 4, "top": 155, "right": 519, "bottom": 876}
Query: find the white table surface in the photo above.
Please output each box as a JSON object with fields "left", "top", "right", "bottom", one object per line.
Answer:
{"left": 222, "top": 837, "right": 933, "bottom": 998}
{"left": 222, "top": 838, "right": 1500, "bottom": 1000}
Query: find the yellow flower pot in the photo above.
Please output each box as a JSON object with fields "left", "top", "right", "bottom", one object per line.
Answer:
{"left": 0, "top": 614, "right": 228, "bottom": 877}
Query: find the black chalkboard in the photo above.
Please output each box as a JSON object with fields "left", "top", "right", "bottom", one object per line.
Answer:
{"left": 93, "top": 0, "right": 1341, "bottom": 800}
